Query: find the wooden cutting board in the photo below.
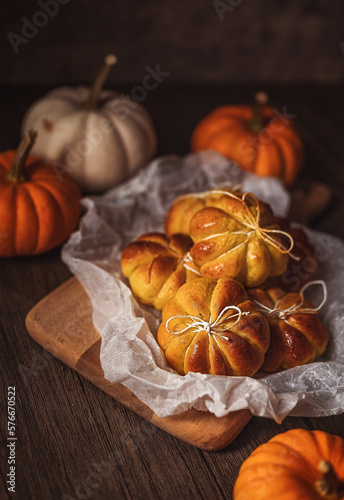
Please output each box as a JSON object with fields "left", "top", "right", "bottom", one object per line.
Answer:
{"left": 25, "top": 277, "right": 252, "bottom": 451}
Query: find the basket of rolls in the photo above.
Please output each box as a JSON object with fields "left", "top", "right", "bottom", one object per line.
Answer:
{"left": 62, "top": 151, "right": 343, "bottom": 423}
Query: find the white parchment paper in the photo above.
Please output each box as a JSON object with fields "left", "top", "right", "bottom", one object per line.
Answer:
{"left": 62, "top": 151, "right": 344, "bottom": 422}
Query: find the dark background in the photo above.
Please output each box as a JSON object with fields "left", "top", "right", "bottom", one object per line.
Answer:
{"left": 1, "top": 0, "right": 344, "bottom": 238}
{"left": 1, "top": 0, "right": 344, "bottom": 85}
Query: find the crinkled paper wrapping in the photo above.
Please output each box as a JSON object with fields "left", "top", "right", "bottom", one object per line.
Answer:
{"left": 62, "top": 151, "right": 344, "bottom": 422}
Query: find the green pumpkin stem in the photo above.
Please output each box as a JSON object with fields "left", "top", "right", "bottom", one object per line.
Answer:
{"left": 7, "top": 130, "right": 37, "bottom": 184}
{"left": 249, "top": 91, "right": 269, "bottom": 132}
{"left": 85, "top": 53, "right": 117, "bottom": 109}
{"left": 316, "top": 460, "right": 344, "bottom": 499}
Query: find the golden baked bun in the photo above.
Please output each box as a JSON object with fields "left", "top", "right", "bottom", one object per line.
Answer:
{"left": 189, "top": 191, "right": 292, "bottom": 287}
{"left": 248, "top": 285, "right": 329, "bottom": 372}
{"left": 121, "top": 232, "right": 200, "bottom": 310}
{"left": 158, "top": 278, "right": 270, "bottom": 376}
{"left": 165, "top": 188, "right": 235, "bottom": 237}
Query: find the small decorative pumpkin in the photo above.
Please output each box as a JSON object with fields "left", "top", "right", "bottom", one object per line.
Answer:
{"left": 158, "top": 278, "right": 270, "bottom": 376}
{"left": 0, "top": 131, "right": 81, "bottom": 256}
{"left": 121, "top": 232, "right": 200, "bottom": 310}
{"left": 191, "top": 92, "right": 304, "bottom": 187}
{"left": 248, "top": 281, "right": 329, "bottom": 371}
{"left": 234, "top": 429, "right": 344, "bottom": 500}
{"left": 21, "top": 55, "right": 157, "bottom": 193}
{"left": 187, "top": 190, "right": 293, "bottom": 287}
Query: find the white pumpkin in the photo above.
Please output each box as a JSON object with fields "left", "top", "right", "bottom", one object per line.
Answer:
{"left": 21, "top": 55, "right": 157, "bottom": 192}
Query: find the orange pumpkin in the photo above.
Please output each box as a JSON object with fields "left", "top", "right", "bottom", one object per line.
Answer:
{"left": 191, "top": 92, "right": 304, "bottom": 187}
{"left": 234, "top": 429, "right": 344, "bottom": 500}
{"left": 0, "top": 131, "right": 81, "bottom": 256}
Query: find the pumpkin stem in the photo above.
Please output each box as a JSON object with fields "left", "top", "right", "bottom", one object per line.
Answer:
{"left": 249, "top": 91, "right": 269, "bottom": 132}
{"left": 316, "top": 460, "right": 344, "bottom": 499}
{"left": 7, "top": 130, "right": 37, "bottom": 184}
{"left": 85, "top": 53, "right": 117, "bottom": 109}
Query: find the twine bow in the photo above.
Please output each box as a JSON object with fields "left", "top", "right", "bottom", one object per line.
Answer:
{"left": 253, "top": 280, "right": 327, "bottom": 321}
{"left": 201, "top": 190, "right": 294, "bottom": 255}
{"left": 182, "top": 252, "right": 202, "bottom": 276}
{"left": 166, "top": 305, "right": 250, "bottom": 342}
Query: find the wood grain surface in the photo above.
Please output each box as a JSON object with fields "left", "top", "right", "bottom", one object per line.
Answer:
{"left": 2, "top": 2, "right": 344, "bottom": 86}
{"left": 25, "top": 277, "right": 252, "bottom": 451}
{"left": 1, "top": 85, "right": 344, "bottom": 500}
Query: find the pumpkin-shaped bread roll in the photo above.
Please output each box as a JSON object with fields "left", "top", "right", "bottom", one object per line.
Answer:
{"left": 248, "top": 283, "right": 329, "bottom": 372}
{"left": 188, "top": 191, "right": 293, "bottom": 287}
{"left": 158, "top": 278, "right": 270, "bottom": 376}
{"left": 165, "top": 188, "right": 235, "bottom": 237}
{"left": 121, "top": 232, "right": 201, "bottom": 310}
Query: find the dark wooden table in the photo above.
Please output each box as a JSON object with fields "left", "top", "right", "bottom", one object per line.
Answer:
{"left": 1, "top": 85, "right": 343, "bottom": 500}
